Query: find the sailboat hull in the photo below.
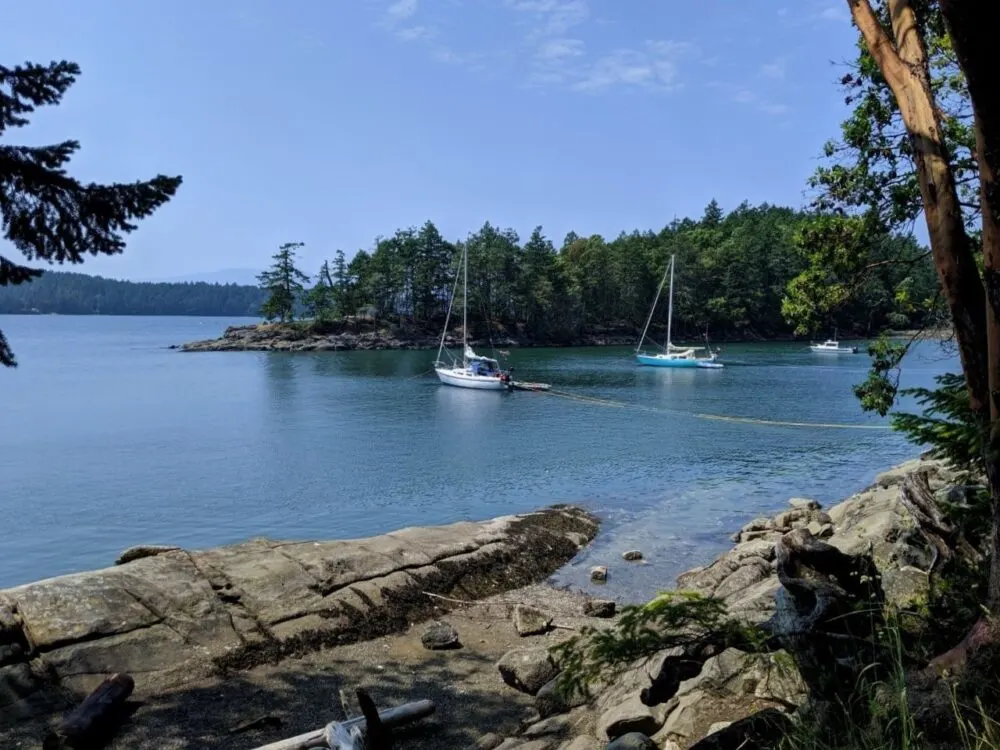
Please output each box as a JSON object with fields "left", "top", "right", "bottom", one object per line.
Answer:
{"left": 435, "top": 367, "right": 508, "bottom": 390}
{"left": 636, "top": 354, "right": 723, "bottom": 369}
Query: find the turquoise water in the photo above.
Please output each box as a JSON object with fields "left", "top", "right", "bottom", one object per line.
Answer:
{"left": 0, "top": 315, "right": 957, "bottom": 598}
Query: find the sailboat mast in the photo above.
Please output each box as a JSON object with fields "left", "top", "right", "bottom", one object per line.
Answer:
{"left": 462, "top": 242, "right": 469, "bottom": 364}
{"left": 665, "top": 255, "right": 675, "bottom": 349}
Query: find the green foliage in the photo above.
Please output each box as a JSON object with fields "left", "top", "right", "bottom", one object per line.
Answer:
{"left": 304, "top": 260, "right": 337, "bottom": 322}
{"left": 305, "top": 204, "right": 932, "bottom": 342}
{"left": 783, "top": 216, "right": 938, "bottom": 339}
{"left": 0, "top": 59, "right": 182, "bottom": 366}
{"left": 0, "top": 271, "right": 266, "bottom": 315}
{"left": 853, "top": 335, "right": 908, "bottom": 416}
{"left": 782, "top": 610, "right": 920, "bottom": 750}
{"left": 809, "top": 3, "right": 977, "bottom": 234}
{"left": 892, "top": 373, "right": 985, "bottom": 477}
{"left": 258, "top": 243, "right": 310, "bottom": 323}
{"left": 552, "top": 591, "right": 766, "bottom": 697}
{"left": 787, "top": 1, "right": 976, "bottom": 418}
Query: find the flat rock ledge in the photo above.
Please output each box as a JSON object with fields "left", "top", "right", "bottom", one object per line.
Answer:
{"left": 0, "top": 505, "right": 597, "bottom": 723}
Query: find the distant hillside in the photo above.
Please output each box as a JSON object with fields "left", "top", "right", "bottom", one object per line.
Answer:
{"left": 0, "top": 271, "right": 266, "bottom": 317}
{"left": 151, "top": 268, "right": 263, "bottom": 287}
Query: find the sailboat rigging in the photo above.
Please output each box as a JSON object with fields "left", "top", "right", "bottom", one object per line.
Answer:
{"left": 635, "top": 254, "right": 723, "bottom": 369}
{"left": 434, "top": 242, "right": 512, "bottom": 390}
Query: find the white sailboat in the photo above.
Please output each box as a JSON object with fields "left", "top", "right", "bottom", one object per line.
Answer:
{"left": 434, "top": 242, "right": 511, "bottom": 390}
{"left": 636, "top": 255, "right": 723, "bottom": 369}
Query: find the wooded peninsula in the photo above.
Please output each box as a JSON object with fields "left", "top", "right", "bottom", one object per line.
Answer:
{"left": 1, "top": 201, "right": 938, "bottom": 345}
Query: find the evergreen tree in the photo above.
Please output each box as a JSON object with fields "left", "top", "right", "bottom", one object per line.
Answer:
{"left": 331, "top": 249, "right": 349, "bottom": 312}
{"left": 0, "top": 60, "right": 182, "bottom": 366}
{"left": 258, "top": 243, "right": 310, "bottom": 322}
{"left": 304, "top": 260, "right": 336, "bottom": 322}
{"left": 701, "top": 199, "right": 724, "bottom": 228}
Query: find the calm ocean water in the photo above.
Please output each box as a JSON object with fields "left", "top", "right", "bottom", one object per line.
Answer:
{"left": 0, "top": 315, "right": 958, "bottom": 599}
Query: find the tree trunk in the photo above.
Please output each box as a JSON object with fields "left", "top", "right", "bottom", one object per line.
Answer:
{"left": 936, "top": 0, "right": 1000, "bottom": 668}
{"left": 845, "top": 0, "right": 995, "bottom": 675}
{"left": 847, "top": 0, "right": 989, "bottom": 416}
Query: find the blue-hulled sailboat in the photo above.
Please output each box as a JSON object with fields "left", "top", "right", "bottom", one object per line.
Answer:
{"left": 635, "top": 254, "right": 723, "bottom": 369}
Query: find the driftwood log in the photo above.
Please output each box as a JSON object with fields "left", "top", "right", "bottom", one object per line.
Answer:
{"left": 250, "top": 695, "right": 435, "bottom": 750}
{"left": 42, "top": 673, "right": 135, "bottom": 750}
{"left": 770, "top": 528, "right": 885, "bottom": 708}
{"left": 900, "top": 470, "right": 983, "bottom": 570}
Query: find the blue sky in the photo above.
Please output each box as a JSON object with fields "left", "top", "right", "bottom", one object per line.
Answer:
{"left": 1, "top": 0, "right": 859, "bottom": 282}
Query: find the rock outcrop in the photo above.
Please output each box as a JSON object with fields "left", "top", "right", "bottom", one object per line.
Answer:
{"left": 487, "top": 457, "right": 959, "bottom": 750}
{"left": 0, "top": 505, "right": 597, "bottom": 724}
{"left": 675, "top": 458, "right": 957, "bottom": 625}
{"left": 180, "top": 323, "right": 638, "bottom": 354}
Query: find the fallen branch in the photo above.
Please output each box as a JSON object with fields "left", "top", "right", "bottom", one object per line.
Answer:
{"left": 249, "top": 699, "right": 435, "bottom": 750}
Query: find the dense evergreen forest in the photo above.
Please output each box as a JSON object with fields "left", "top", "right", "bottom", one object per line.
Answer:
{"left": 0, "top": 271, "right": 266, "bottom": 316}
{"left": 299, "top": 200, "right": 939, "bottom": 341}
{"left": 0, "top": 200, "right": 938, "bottom": 339}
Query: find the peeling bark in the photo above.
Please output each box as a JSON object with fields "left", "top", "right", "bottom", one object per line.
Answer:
{"left": 846, "top": 0, "right": 1000, "bottom": 676}
{"left": 846, "top": 0, "right": 988, "bottom": 415}
{"left": 939, "top": 0, "right": 1000, "bottom": 619}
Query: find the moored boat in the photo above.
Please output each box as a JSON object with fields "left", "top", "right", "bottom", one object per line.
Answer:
{"left": 433, "top": 243, "right": 512, "bottom": 390}
{"left": 635, "top": 254, "right": 723, "bottom": 369}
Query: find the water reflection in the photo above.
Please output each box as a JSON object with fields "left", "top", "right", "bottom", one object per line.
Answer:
{"left": 434, "top": 384, "right": 506, "bottom": 426}
{"left": 635, "top": 367, "right": 719, "bottom": 390}
{"left": 310, "top": 350, "right": 434, "bottom": 379}
{"left": 264, "top": 354, "right": 298, "bottom": 408}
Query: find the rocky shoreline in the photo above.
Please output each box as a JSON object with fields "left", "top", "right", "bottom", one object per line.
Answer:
{"left": 179, "top": 321, "right": 914, "bottom": 354}
{"left": 0, "top": 506, "right": 597, "bottom": 724}
{"left": 0, "top": 458, "right": 957, "bottom": 749}
{"left": 178, "top": 323, "right": 638, "bottom": 353}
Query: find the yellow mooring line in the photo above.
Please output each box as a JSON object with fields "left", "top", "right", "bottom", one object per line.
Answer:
{"left": 536, "top": 388, "right": 891, "bottom": 430}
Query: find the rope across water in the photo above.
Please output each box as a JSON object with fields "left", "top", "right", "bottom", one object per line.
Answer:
{"left": 531, "top": 387, "right": 891, "bottom": 431}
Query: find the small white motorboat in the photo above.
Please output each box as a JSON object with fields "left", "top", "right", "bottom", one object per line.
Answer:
{"left": 809, "top": 336, "right": 859, "bottom": 354}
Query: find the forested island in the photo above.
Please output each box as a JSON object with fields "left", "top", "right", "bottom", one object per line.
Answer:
{"left": 0, "top": 271, "right": 266, "bottom": 317}
{"left": 184, "top": 200, "right": 940, "bottom": 353}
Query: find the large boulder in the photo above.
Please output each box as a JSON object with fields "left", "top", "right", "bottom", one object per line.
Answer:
{"left": 421, "top": 621, "right": 461, "bottom": 650}
{"left": 498, "top": 648, "right": 561, "bottom": 695}
{"left": 652, "top": 648, "right": 805, "bottom": 745}
{"left": 596, "top": 694, "right": 668, "bottom": 741}
{"left": 536, "top": 677, "right": 589, "bottom": 718}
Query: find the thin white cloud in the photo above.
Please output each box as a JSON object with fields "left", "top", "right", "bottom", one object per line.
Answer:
{"left": 507, "top": 0, "right": 589, "bottom": 38}
{"left": 537, "top": 38, "right": 585, "bottom": 60}
{"left": 759, "top": 58, "right": 786, "bottom": 80}
{"left": 386, "top": 0, "right": 418, "bottom": 22}
{"left": 819, "top": 5, "right": 848, "bottom": 21}
{"left": 733, "top": 87, "right": 790, "bottom": 116}
{"left": 396, "top": 25, "right": 432, "bottom": 41}
{"left": 573, "top": 41, "right": 693, "bottom": 93}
